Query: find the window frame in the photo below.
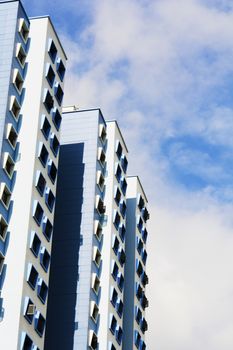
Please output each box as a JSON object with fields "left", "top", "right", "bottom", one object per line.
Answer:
{"left": 29, "top": 231, "right": 41, "bottom": 257}
{"left": 9, "top": 95, "right": 21, "bottom": 121}
{"left": 0, "top": 183, "right": 11, "bottom": 209}
{"left": 3, "top": 152, "right": 15, "bottom": 179}
{"left": 5, "top": 123, "right": 18, "bottom": 149}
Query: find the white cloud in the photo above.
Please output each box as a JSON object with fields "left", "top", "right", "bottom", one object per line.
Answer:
{"left": 147, "top": 204, "right": 233, "bottom": 350}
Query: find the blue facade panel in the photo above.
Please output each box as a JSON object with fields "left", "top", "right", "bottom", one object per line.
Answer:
{"left": 123, "top": 198, "right": 136, "bottom": 350}
{"left": 44, "top": 143, "right": 84, "bottom": 350}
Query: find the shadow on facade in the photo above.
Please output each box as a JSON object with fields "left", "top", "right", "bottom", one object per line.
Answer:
{"left": 44, "top": 143, "right": 84, "bottom": 350}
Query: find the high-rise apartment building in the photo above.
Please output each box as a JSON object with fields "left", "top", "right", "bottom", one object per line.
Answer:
{"left": 0, "top": 12, "right": 67, "bottom": 349}
{"left": 123, "top": 176, "right": 149, "bottom": 350}
{"left": 0, "top": 0, "right": 29, "bottom": 319}
{"left": 45, "top": 108, "right": 149, "bottom": 350}
{"left": 45, "top": 108, "right": 107, "bottom": 349}
{"left": 98, "top": 120, "right": 128, "bottom": 350}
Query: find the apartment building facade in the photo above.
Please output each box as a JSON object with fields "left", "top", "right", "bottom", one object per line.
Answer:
{"left": 123, "top": 176, "right": 149, "bottom": 350}
{"left": 45, "top": 108, "right": 107, "bottom": 349}
{"left": 0, "top": 0, "right": 30, "bottom": 320}
{"left": 98, "top": 120, "right": 129, "bottom": 350}
{"left": 0, "top": 14, "right": 67, "bottom": 349}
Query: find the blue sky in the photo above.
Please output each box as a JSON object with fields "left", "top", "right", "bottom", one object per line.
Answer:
{"left": 22, "top": 0, "right": 233, "bottom": 349}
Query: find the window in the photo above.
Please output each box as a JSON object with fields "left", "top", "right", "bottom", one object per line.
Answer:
{"left": 135, "top": 307, "right": 142, "bottom": 324}
{"left": 0, "top": 183, "right": 11, "bottom": 209}
{"left": 116, "top": 326, "right": 123, "bottom": 345}
{"left": 109, "top": 344, "right": 116, "bottom": 350}
{"left": 47, "top": 160, "right": 57, "bottom": 184}
{"left": 9, "top": 95, "right": 21, "bottom": 120}
{"left": 142, "top": 207, "right": 149, "bottom": 222}
{"left": 90, "top": 301, "right": 99, "bottom": 323}
{"left": 137, "top": 216, "right": 143, "bottom": 233}
{"left": 43, "top": 89, "right": 54, "bottom": 113}
{"left": 116, "top": 299, "right": 123, "bottom": 318}
{"left": 5, "top": 123, "right": 18, "bottom": 149}
{"left": 99, "top": 124, "right": 107, "bottom": 144}
{"left": 119, "top": 200, "right": 126, "bottom": 218}
{"left": 24, "top": 297, "right": 35, "bottom": 324}
{"left": 91, "top": 273, "right": 100, "bottom": 295}
{"left": 88, "top": 330, "right": 98, "bottom": 350}
{"left": 116, "top": 141, "right": 123, "bottom": 159}
{"left": 96, "top": 195, "right": 106, "bottom": 215}
{"left": 27, "top": 264, "right": 38, "bottom": 290}
{"left": 41, "top": 115, "right": 51, "bottom": 140}
{"left": 38, "top": 143, "right": 49, "bottom": 167}
{"left": 119, "top": 223, "right": 126, "bottom": 242}
{"left": 40, "top": 247, "right": 50, "bottom": 272}
{"left": 120, "top": 177, "right": 127, "bottom": 195}
{"left": 30, "top": 232, "right": 41, "bottom": 257}
{"left": 96, "top": 170, "right": 105, "bottom": 191}
{"left": 112, "top": 235, "right": 120, "bottom": 255}
{"left": 118, "top": 248, "right": 126, "bottom": 266}
{"left": 140, "top": 318, "right": 148, "bottom": 333}
{"left": 0, "top": 215, "right": 8, "bottom": 241}
{"left": 109, "top": 314, "right": 117, "bottom": 334}
{"left": 136, "top": 259, "right": 143, "bottom": 277}
{"left": 50, "top": 133, "right": 60, "bottom": 157}
{"left": 52, "top": 108, "right": 62, "bottom": 131}
{"left": 33, "top": 201, "right": 44, "bottom": 226}
{"left": 93, "top": 247, "right": 101, "bottom": 267}
{"left": 42, "top": 217, "right": 53, "bottom": 241}
{"left": 141, "top": 293, "right": 149, "bottom": 310}
{"left": 35, "top": 171, "right": 46, "bottom": 196}
{"left": 3, "top": 153, "right": 15, "bottom": 178}
{"left": 45, "top": 188, "right": 55, "bottom": 212}
{"left": 140, "top": 340, "right": 146, "bottom": 350}
{"left": 21, "top": 332, "right": 33, "bottom": 350}
{"left": 110, "top": 287, "right": 118, "bottom": 307}
{"left": 97, "top": 147, "right": 106, "bottom": 167}
{"left": 114, "top": 187, "right": 121, "bottom": 206}
{"left": 141, "top": 271, "right": 149, "bottom": 287}
{"left": 56, "top": 58, "right": 66, "bottom": 81}
{"left": 117, "top": 272, "right": 124, "bottom": 292}
{"left": 16, "top": 43, "right": 26, "bottom": 67}
{"left": 111, "top": 261, "right": 119, "bottom": 281}
{"left": 136, "top": 283, "right": 143, "bottom": 300}
{"left": 121, "top": 155, "right": 128, "bottom": 173}
{"left": 137, "top": 237, "right": 143, "bottom": 255}
{"left": 94, "top": 220, "right": 103, "bottom": 241}
{"left": 115, "top": 164, "right": 122, "bottom": 183}
{"left": 142, "top": 228, "right": 148, "bottom": 243}
{"left": 142, "top": 249, "right": 147, "bottom": 265}
{"left": 138, "top": 195, "right": 145, "bottom": 210}
{"left": 18, "top": 18, "right": 29, "bottom": 43}
{"left": 34, "top": 311, "right": 46, "bottom": 337}
{"left": 113, "top": 211, "right": 121, "bottom": 230}
{"left": 0, "top": 251, "right": 5, "bottom": 274}
{"left": 48, "top": 39, "right": 57, "bottom": 63}
{"left": 134, "top": 331, "right": 141, "bottom": 348}
{"left": 46, "top": 64, "right": 55, "bottom": 87}
{"left": 37, "top": 278, "right": 48, "bottom": 304}
{"left": 13, "top": 68, "right": 24, "bottom": 93}
{"left": 54, "top": 83, "right": 64, "bottom": 106}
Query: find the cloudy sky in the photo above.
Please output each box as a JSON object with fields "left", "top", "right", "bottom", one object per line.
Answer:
{"left": 23, "top": 0, "right": 233, "bottom": 348}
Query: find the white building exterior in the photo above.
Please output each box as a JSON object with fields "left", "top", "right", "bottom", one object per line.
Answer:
{"left": 44, "top": 108, "right": 107, "bottom": 350}
{"left": 0, "top": 0, "right": 30, "bottom": 319}
{"left": 0, "top": 16, "right": 66, "bottom": 349}
{"left": 98, "top": 121, "right": 128, "bottom": 350}
{"left": 123, "top": 176, "right": 149, "bottom": 350}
